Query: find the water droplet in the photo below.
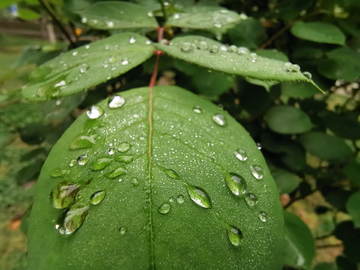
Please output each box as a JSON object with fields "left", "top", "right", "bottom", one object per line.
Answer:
{"left": 237, "top": 47, "right": 250, "bottom": 55}
{"left": 225, "top": 172, "right": 247, "bottom": 196}
{"left": 239, "top": 13, "right": 248, "bottom": 20}
{"left": 292, "top": 64, "right": 300, "bottom": 72}
{"left": 81, "top": 17, "right": 87, "bottom": 23}
{"left": 108, "top": 149, "right": 115, "bottom": 155}
{"left": 193, "top": 106, "right": 202, "bottom": 113}
{"left": 104, "top": 44, "right": 110, "bottom": 50}
{"left": 173, "top": 13, "right": 180, "bottom": 19}
{"left": 60, "top": 205, "right": 89, "bottom": 235}
{"left": 54, "top": 80, "right": 66, "bottom": 88}
{"left": 220, "top": 45, "right": 228, "bottom": 51}
{"left": 77, "top": 154, "right": 89, "bottom": 165}
{"left": 108, "top": 95, "right": 125, "bottom": 109}
{"left": 79, "top": 63, "right": 89, "bottom": 73}
{"left": 181, "top": 42, "right": 193, "bottom": 53}
{"left": 121, "top": 58, "right": 129, "bottom": 65}
{"left": 169, "top": 197, "right": 174, "bottom": 202}
{"left": 212, "top": 114, "right": 227, "bottom": 126}
{"left": 258, "top": 211, "right": 267, "bottom": 222}
{"left": 129, "top": 37, "right": 136, "bottom": 44}
{"left": 87, "top": 105, "right": 104, "bottom": 119}
{"left": 147, "top": 11, "right": 153, "bottom": 17}
{"left": 51, "top": 181, "right": 80, "bottom": 209}
{"left": 105, "top": 166, "right": 127, "bottom": 178}
{"left": 118, "top": 143, "right": 130, "bottom": 152}
{"left": 119, "top": 226, "right": 127, "bottom": 234}
{"left": 227, "top": 226, "right": 243, "bottom": 246}
{"left": 69, "top": 159, "right": 77, "bottom": 167}
{"left": 245, "top": 193, "right": 258, "bottom": 206}
{"left": 256, "top": 143, "right": 262, "bottom": 150}
{"left": 131, "top": 178, "right": 139, "bottom": 187}
{"left": 115, "top": 155, "right": 134, "bottom": 164}
{"left": 227, "top": 45, "right": 237, "bottom": 53}
{"left": 250, "top": 165, "right": 264, "bottom": 180}
{"left": 139, "top": 136, "right": 145, "bottom": 141}
{"left": 70, "top": 134, "right": 98, "bottom": 150}
{"left": 91, "top": 158, "right": 113, "bottom": 171}
{"left": 177, "top": 195, "right": 184, "bottom": 204}
{"left": 209, "top": 45, "right": 219, "bottom": 53}
{"left": 158, "top": 203, "right": 171, "bottom": 214}
{"left": 303, "top": 71, "right": 312, "bottom": 79}
{"left": 185, "top": 183, "right": 212, "bottom": 209}
{"left": 234, "top": 149, "right": 247, "bottom": 161}
{"left": 164, "top": 169, "right": 179, "bottom": 179}
{"left": 102, "top": 61, "right": 109, "bottom": 68}
{"left": 85, "top": 44, "right": 90, "bottom": 49}
{"left": 72, "top": 51, "right": 78, "bottom": 56}
{"left": 214, "top": 22, "right": 222, "bottom": 28}
{"left": 90, "top": 190, "right": 106, "bottom": 205}
{"left": 109, "top": 56, "right": 116, "bottom": 63}
{"left": 145, "top": 40, "right": 151, "bottom": 45}
{"left": 106, "top": 21, "right": 114, "bottom": 28}
{"left": 197, "top": 41, "right": 208, "bottom": 50}
{"left": 248, "top": 53, "right": 257, "bottom": 63}
{"left": 50, "top": 168, "right": 66, "bottom": 178}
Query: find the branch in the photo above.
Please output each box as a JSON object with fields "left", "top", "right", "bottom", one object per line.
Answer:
{"left": 259, "top": 22, "right": 293, "bottom": 49}
{"left": 38, "top": 0, "right": 75, "bottom": 47}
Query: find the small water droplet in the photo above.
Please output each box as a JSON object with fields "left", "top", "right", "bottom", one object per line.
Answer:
{"left": 173, "top": 13, "right": 180, "bottom": 19}
{"left": 214, "top": 22, "right": 222, "bottom": 28}
{"left": 90, "top": 190, "right": 106, "bottom": 205}
{"left": 85, "top": 44, "right": 90, "bottom": 49}
{"left": 145, "top": 40, "right": 151, "bottom": 45}
{"left": 225, "top": 172, "right": 247, "bottom": 196}
{"left": 158, "top": 203, "right": 171, "bottom": 214}
{"left": 106, "top": 21, "right": 114, "bottom": 28}
{"left": 303, "top": 71, "right": 312, "bottom": 79}
{"left": 118, "top": 142, "right": 130, "bottom": 152}
{"left": 169, "top": 197, "right": 174, "bottom": 203}
{"left": 193, "top": 106, "right": 202, "bottom": 113}
{"left": 51, "top": 181, "right": 80, "bottom": 209}
{"left": 258, "top": 211, "right": 267, "bottom": 222}
{"left": 164, "top": 169, "right": 179, "bottom": 179}
{"left": 50, "top": 168, "right": 66, "bottom": 178}
{"left": 181, "top": 42, "right": 194, "bottom": 52}
{"left": 109, "top": 56, "right": 116, "bottom": 63}
{"left": 227, "top": 45, "right": 237, "bottom": 53}
{"left": 108, "top": 149, "right": 115, "bottom": 155}
{"left": 104, "top": 44, "right": 110, "bottom": 50}
{"left": 70, "top": 134, "right": 98, "bottom": 150}
{"left": 197, "top": 41, "right": 208, "bottom": 50}
{"left": 256, "top": 143, "right": 262, "bottom": 150}
{"left": 177, "top": 195, "right": 184, "bottom": 204}
{"left": 79, "top": 63, "right": 89, "bottom": 73}
{"left": 77, "top": 154, "right": 89, "bottom": 165}
{"left": 147, "top": 11, "right": 153, "bottom": 17}
{"left": 209, "top": 45, "right": 219, "bottom": 53}
{"left": 87, "top": 105, "right": 104, "bottom": 119}
{"left": 69, "top": 159, "right": 77, "bottom": 167}
{"left": 105, "top": 167, "right": 127, "bottom": 178}
{"left": 129, "top": 37, "right": 136, "bottom": 44}
{"left": 119, "top": 226, "right": 127, "bottom": 234}
{"left": 139, "top": 136, "right": 145, "bottom": 141}
{"left": 220, "top": 45, "right": 228, "bottom": 51}
{"left": 60, "top": 205, "right": 89, "bottom": 235}
{"left": 131, "top": 178, "right": 139, "bottom": 187}
{"left": 250, "top": 165, "right": 264, "bottom": 180}
{"left": 81, "top": 17, "right": 87, "bottom": 23}
{"left": 108, "top": 95, "right": 125, "bottom": 108}
{"left": 91, "top": 158, "right": 113, "bottom": 171}
{"left": 121, "top": 58, "right": 129, "bottom": 65}
{"left": 234, "top": 149, "right": 247, "bottom": 161}
{"left": 54, "top": 80, "right": 66, "bottom": 88}
{"left": 245, "top": 193, "right": 258, "bottom": 206}
{"left": 227, "top": 226, "right": 243, "bottom": 246}
{"left": 248, "top": 53, "right": 257, "bottom": 63}
{"left": 72, "top": 51, "right": 78, "bottom": 56}
{"left": 185, "top": 184, "right": 212, "bottom": 209}
{"left": 237, "top": 47, "right": 250, "bottom": 55}
{"left": 212, "top": 114, "right": 227, "bottom": 126}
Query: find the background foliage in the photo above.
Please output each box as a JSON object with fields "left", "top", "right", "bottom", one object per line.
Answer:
{"left": 0, "top": 0, "right": 360, "bottom": 269}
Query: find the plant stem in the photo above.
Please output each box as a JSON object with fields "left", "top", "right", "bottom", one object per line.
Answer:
{"left": 38, "top": 0, "right": 75, "bottom": 47}
{"left": 259, "top": 22, "right": 293, "bottom": 49}
{"left": 149, "top": 27, "right": 165, "bottom": 89}
{"left": 159, "top": 0, "right": 168, "bottom": 21}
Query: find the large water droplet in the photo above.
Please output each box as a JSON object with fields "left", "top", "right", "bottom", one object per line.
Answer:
{"left": 87, "top": 105, "right": 104, "bottom": 119}
{"left": 70, "top": 134, "right": 98, "bottom": 150}
{"left": 90, "top": 190, "right": 106, "bottom": 205}
{"left": 81, "top": 17, "right": 87, "bottom": 23}
{"left": 227, "top": 226, "right": 243, "bottom": 246}
{"left": 60, "top": 205, "right": 89, "bottom": 235}
{"left": 115, "top": 155, "right": 134, "bottom": 164}
{"left": 85, "top": 44, "right": 90, "bottom": 49}
{"left": 108, "top": 95, "right": 125, "bottom": 108}
{"left": 250, "top": 165, "right": 264, "bottom": 180}
{"left": 164, "top": 169, "right": 179, "bottom": 179}
{"left": 193, "top": 106, "right": 202, "bottom": 113}
{"left": 210, "top": 45, "right": 219, "bottom": 53}
{"left": 197, "top": 41, "right": 208, "bottom": 50}
{"left": 72, "top": 51, "right": 78, "bottom": 56}
{"left": 227, "top": 45, "right": 237, "bottom": 53}
{"left": 244, "top": 193, "right": 258, "bottom": 206}
{"left": 105, "top": 166, "right": 127, "bottom": 178}
{"left": 54, "top": 80, "right": 66, "bottom": 88}
{"left": 129, "top": 37, "right": 136, "bottom": 44}
{"left": 181, "top": 42, "right": 193, "bottom": 53}
{"left": 234, "top": 149, "right": 247, "bottom": 161}
{"left": 185, "top": 184, "right": 212, "bottom": 209}
{"left": 51, "top": 181, "right": 80, "bottom": 209}
{"left": 91, "top": 158, "right": 113, "bottom": 171}
{"left": 108, "top": 149, "right": 115, "bottom": 155}
{"left": 177, "top": 195, "right": 184, "bottom": 204}
{"left": 119, "top": 226, "right": 127, "bottom": 234}
{"left": 303, "top": 71, "right": 312, "bottom": 79}
{"left": 50, "top": 168, "right": 66, "bottom": 178}
{"left": 225, "top": 172, "right": 247, "bottom": 196}
{"left": 258, "top": 211, "right": 267, "bottom": 222}
{"left": 237, "top": 47, "right": 250, "bottom": 55}
{"left": 118, "top": 143, "right": 130, "bottom": 152}
{"left": 69, "top": 159, "right": 77, "bottom": 167}
{"left": 158, "top": 203, "right": 171, "bottom": 215}
{"left": 212, "top": 114, "right": 227, "bottom": 126}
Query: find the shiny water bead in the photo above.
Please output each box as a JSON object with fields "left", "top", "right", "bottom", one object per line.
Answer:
{"left": 87, "top": 105, "right": 104, "bottom": 119}
{"left": 81, "top": 17, "right": 87, "bottom": 23}
{"left": 177, "top": 195, "right": 184, "bottom": 204}
{"left": 250, "top": 165, "right": 264, "bottom": 180}
{"left": 121, "top": 58, "right": 129, "bottom": 66}
{"left": 227, "top": 45, "right": 238, "bottom": 53}
{"left": 90, "top": 190, "right": 106, "bottom": 205}
{"left": 79, "top": 63, "right": 89, "bottom": 73}
{"left": 258, "top": 211, "right": 267, "bottom": 222}
{"left": 173, "top": 13, "right": 180, "bottom": 19}
{"left": 115, "top": 156, "right": 134, "bottom": 164}
{"left": 109, "top": 56, "right": 116, "bottom": 63}
{"left": 85, "top": 44, "right": 90, "bottom": 49}
{"left": 131, "top": 178, "right": 139, "bottom": 187}
{"left": 69, "top": 159, "right": 77, "bottom": 167}
{"left": 50, "top": 168, "right": 66, "bottom": 178}
{"left": 234, "top": 149, "right": 248, "bottom": 161}
{"left": 181, "top": 42, "right": 193, "bottom": 52}
{"left": 108, "top": 95, "right": 125, "bottom": 108}
{"left": 292, "top": 64, "right": 300, "bottom": 72}
{"left": 212, "top": 114, "right": 227, "bottom": 126}
{"left": 105, "top": 167, "right": 127, "bottom": 178}
{"left": 90, "top": 158, "right": 113, "bottom": 171}
{"left": 164, "top": 168, "right": 179, "bottom": 179}
{"left": 244, "top": 193, "right": 258, "bottom": 206}
{"left": 185, "top": 184, "right": 212, "bottom": 209}
{"left": 193, "top": 106, "right": 202, "bottom": 113}
{"left": 248, "top": 53, "right": 258, "bottom": 63}
{"left": 70, "top": 134, "right": 98, "bottom": 150}
{"left": 220, "top": 45, "right": 228, "bottom": 51}
{"left": 303, "top": 71, "right": 312, "bottom": 79}
{"left": 51, "top": 181, "right": 80, "bottom": 209}
{"left": 106, "top": 21, "right": 114, "bottom": 28}
{"left": 77, "top": 154, "right": 89, "bottom": 165}
{"left": 72, "top": 51, "right": 78, "bottom": 56}
{"left": 237, "top": 47, "right": 250, "bottom": 55}
{"left": 147, "top": 11, "right": 153, "bottom": 17}
{"left": 225, "top": 172, "right": 247, "bottom": 196}
{"left": 214, "top": 22, "right": 222, "bottom": 28}
{"left": 61, "top": 205, "right": 89, "bottom": 235}
{"left": 129, "top": 37, "right": 136, "bottom": 44}
{"left": 209, "top": 45, "right": 219, "bottom": 53}
{"left": 119, "top": 226, "right": 127, "bottom": 234}
{"left": 108, "top": 149, "right": 115, "bottom": 155}
{"left": 118, "top": 142, "right": 130, "bottom": 152}
{"left": 227, "top": 226, "right": 243, "bottom": 246}
{"left": 158, "top": 203, "right": 171, "bottom": 214}
{"left": 145, "top": 40, "right": 151, "bottom": 45}
{"left": 197, "top": 41, "right": 208, "bottom": 50}
{"left": 239, "top": 13, "right": 248, "bottom": 20}
{"left": 256, "top": 143, "right": 262, "bottom": 150}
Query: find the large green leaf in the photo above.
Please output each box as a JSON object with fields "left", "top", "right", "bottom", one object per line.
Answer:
{"left": 299, "top": 132, "right": 353, "bottom": 160}
{"left": 346, "top": 192, "right": 360, "bottom": 228}
{"left": 264, "top": 106, "right": 313, "bottom": 134}
{"left": 270, "top": 167, "right": 300, "bottom": 195}
{"left": 291, "top": 22, "right": 346, "bottom": 45}
{"left": 155, "top": 36, "right": 315, "bottom": 83}
{"left": 78, "top": 1, "right": 158, "bottom": 30}
{"left": 22, "top": 33, "right": 155, "bottom": 101}
{"left": 284, "top": 210, "right": 315, "bottom": 270}
{"left": 28, "top": 86, "right": 284, "bottom": 269}
{"left": 228, "top": 19, "right": 267, "bottom": 49}
{"left": 281, "top": 82, "right": 319, "bottom": 99}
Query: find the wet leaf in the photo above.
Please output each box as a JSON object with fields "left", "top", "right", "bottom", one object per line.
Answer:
{"left": 28, "top": 86, "right": 284, "bottom": 269}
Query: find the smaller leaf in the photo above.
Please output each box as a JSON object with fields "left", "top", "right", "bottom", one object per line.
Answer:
{"left": 291, "top": 22, "right": 346, "bottom": 45}
{"left": 334, "top": 221, "right": 360, "bottom": 263}
{"left": 270, "top": 167, "right": 300, "bottom": 195}
{"left": 228, "top": 19, "right": 266, "bottom": 49}
{"left": 281, "top": 82, "right": 319, "bottom": 99}
{"left": 346, "top": 193, "right": 360, "bottom": 228}
{"left": 292, "top": 47, "right": 323, "bottom": 59}
{"left": 343, "top": 161, "right": 360, "bottom": 186}
{"left": 325, "top": 112, "right": 360, "bottom": 140}
{"left": 18, "top": 9, "right": 41, "bottom": 20}
{"left": 256, "top": 49, "right": 289, "bottom": 62}
{"left": 264, "top": 105, "right": 313, "bottom": 134}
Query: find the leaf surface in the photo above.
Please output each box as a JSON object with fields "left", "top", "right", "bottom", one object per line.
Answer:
{"left": 28, "top": 86, "right": 284, "bottom": 270}
{"left": 22, "top": 33, "right": 155, "bottom": 101}
{"left": 346, "top": 192, "right": 360, "bottom": 228}
{"left": 78, "top": 1, "right": 158, "bottom": 30}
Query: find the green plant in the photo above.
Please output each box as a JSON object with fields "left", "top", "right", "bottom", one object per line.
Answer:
{"left": 1, "top": 0, "right": 360, "bottom": 269}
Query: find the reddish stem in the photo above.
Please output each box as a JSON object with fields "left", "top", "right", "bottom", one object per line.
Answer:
{"left": 149, "top": 27, "right": 165, "bottom": 89}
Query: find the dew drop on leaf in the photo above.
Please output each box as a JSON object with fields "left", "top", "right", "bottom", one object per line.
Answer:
{"left": 225, "top": 172, "right": 247, "bottom": 196}
{"left": 119, "top": 226, "right": 127, "bottom": 234}
{"left": 177, "top": 195, "right": 184, "bottom": 204}
{"left": 250, "top": 165, "right": 264, "bottom": 180}
{"left": 131, "top": 178, "right": 139, "bottom": 187}
{"left": 108, "top": 95, "right": 125, "bottom": 109}
{"left": 69, "top": 159, "right": 77, "bottom": 167}
{"left": 244, "top": 193, "right": 258, "bottom": 206}
{"left": 185, "top": 183, "right": 212, "bottom": 209}
{"left": 70, "top": 134, "right": 98, "bottom": 150}
{"left": 87, "top": 105, "right": 104, "bottom": 119}
{"left": 109, "top": 56, "right": 116, "bottom": 63}
{"left": 50, "top": 168, "right": 66, "bottom": 178}
{"left": 169, "top": 197, "right": 174, "bottom": 203}
{"left": 145, "top": 40, "right": 151, "bottom": 45}
{"left": 90, "top": 190, "right": 106, "bottom": 205}
{"left": 61, "top": 205, "right": 89, "bottom": 235}
{"left": 193, "top": 106, "right": 202, "bottom": 113}
{"left": 108, "top": 149, "right": 115, "bottom": 155}
{"left": 210, "top": 45, "right": 219, "bottom": 53}
{"left": 121, "top": 58, "right": 129, "bottom": 66}
{"left": 227, "top": 45, "right": 237, "bottom": 53}
{"left": 115, "top": 155, "right": 134, "bottom": 163}
{"left": 237, "top": 47, "right": 250, "bottom": 55}
{"left": 197, "top": 41, "right": 208, "bottom": 50}
{"left": 158, "top": 203, "right": 171, "bottom": 215}
{"left": 51, "top": 182, "right": 80, "bottom": 209}
{"left": 256, "top": 143, "right": 262, "bottom": 150}
{"left": 85, "top": 44, "right": 90, "bottom": 49}
{"left": 234, "top": 149, "right": 248, "bottom": 161}
{"left": 214, "top": 22, "right": 222, "bottom": 28}
{"left": 91, "top": 158, "right": 113, "bottom": 171}
{"left": 105, "top": 166, "right": 127, "bottom": 178}
{"left": 181, "top": 42, "right": 193, "bottom": 53}
{"left": 54, "top": 80, "right": 66, "bottom": 88}
{"left": 303, "top": 71, "right": 312, "bottom": 79}
{"left": 212, "top": 114, "right": 227, "bottom": 126}
{"left": 106, "top": 21, "right": 114, "bottom": 28}
{"left": 72, "top": 51, "right": 78, "bottom": 56}
{"left": 248, "top": 53, "right": 258, "bottom": 63}
{"left": 129, "top": 37, "right": 136, "bottom": 44}
{"left": 173, "top": 13, "right": 180, "bottom": 19}
{"left": 79, "top": 63, "right": 89, "bottom": 73}
{"left": 117, "top": 142, "right": 130, "bottom": 152}
{"left": 164, "top": 168, "right": 179, "bottom": 179}
{"left": 81, "top": 17, "right": 87, "bottom": 23}
{"left": 258, "top": 211, "right": 267, "bottom": 222}
{"left": 77, "top": 154, "right": 89, "bottom": 165}
{"left": 227, "top": 226, "right": 243, "bottom": 246}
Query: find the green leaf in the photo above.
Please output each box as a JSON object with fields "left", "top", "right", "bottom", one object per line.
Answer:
{"left": 18, "top": 9, "right": 41, "bottom": 20}
{"left": 270, "top": 167, "right": 300, "bottom": 195}
{"left": 245, "top": 78, "right": 278, "bottom": 92}
{"left": 28, "top": 86, "right": 284, "bottom": 269}
{"left": 284, "top": 210, "right": 315, "bottom": 270}
{"left": 22, "top": 33, "right": 155, "bottom": 101}
{"left": 313, "top": 263, "right": 338, "bottom": 270}
{"left": 325, "top": 112, "right": 360, "bottom": 140}
{"left": 228, "top": 19, "right": 267, "bottom": 49}
{"left": 281, "top": 82, "right": 319, "bottom": 99}
{"left": 155, "top": 36, "right": 314, "bottom": 83}
{"left": 318, "top": 47, "right": 360, "bottom": 82}
{"left": 334, "top": 221, "right": 360, "bottom": 263}
{"left": 292, "top": 47, "right": 323, "bottom": 59}
{"left": 264, "top": 106, "right": 313, "bottom": 134}
{"left": 346, "top": 192, "right": 360, "bottom": 228}
{"left": 299, "top": 132, "right": 353, "bottom": 160}
{"left": 165, "top": 6, "right": 242, "bottom": 38}
{"left": 343, "top": 161, "right": 360, "bottom": 186}
{"left": 255, "top": 49, "right": 289, "bottom": 62}
{"left": 274, "top": 0, "right": 313, "bottom": 21}
{"left": 291, "top": 22, "right": 346, "bottom": 45}
{"left": 78, "top": 1, "right": 158, "bottom": 30}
